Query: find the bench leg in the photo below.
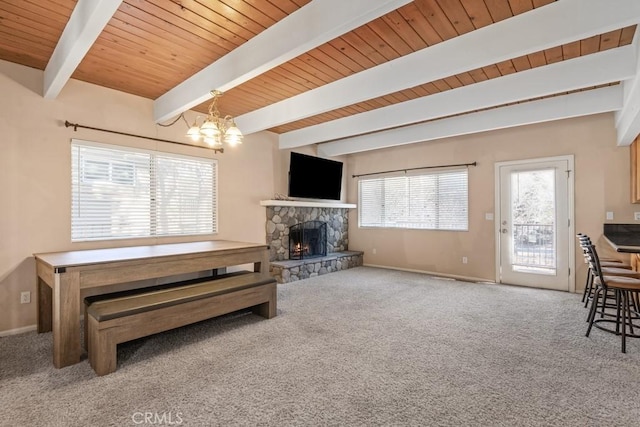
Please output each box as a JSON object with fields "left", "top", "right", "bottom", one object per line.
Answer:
{"left": 252, "top": 284, "right": 277, "bottom": 319}
{"left": 88, "top": 317, "right": 118, "bottom": 376}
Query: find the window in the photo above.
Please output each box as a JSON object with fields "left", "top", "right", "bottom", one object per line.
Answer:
{"left": 71, "top": 140, "right": 217, "bottom": 241}
{"left": 358, "top": 169, "right": 468, "bottom": 230}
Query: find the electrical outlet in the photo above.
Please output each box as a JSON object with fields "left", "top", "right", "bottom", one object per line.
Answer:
{"left": 462, "top": 256, "right": 468, "bottom": 264}
{"left": 372, "top": 248, "right": 377, "bottom": 255}
{"left": 20, "top": 291, "right": 31, "bottom": 304}
{"left": 606, "top": 211, "right": 614, "bottom": 220}
{"left": 635, "top": 212, "right": 640, "bottom": 221}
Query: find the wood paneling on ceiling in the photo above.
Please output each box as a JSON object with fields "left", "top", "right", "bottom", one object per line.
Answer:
{"left": 72, "top": 0, "right": 311, "bottom": 100}
{"left": 0, "top": 0, "right": 636, "bottom": 141}
{"left": 0, "top": 0, "right": 77, "bottom": 70}
{"left": 269, "top": 27, "right": 636, "bottom": 134}
{"left": 189, "top": 0, "right": 634, "bottom": 134}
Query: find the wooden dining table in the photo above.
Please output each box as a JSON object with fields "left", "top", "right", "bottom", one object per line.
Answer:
{"left": 34, "top": 240, "right": 270, "bottom": 368}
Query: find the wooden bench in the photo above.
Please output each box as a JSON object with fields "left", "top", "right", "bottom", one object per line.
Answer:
{"left": 82, "top": 270, "right": 248, "bottom": 350}
{"left": 86, "top": 272, "right": 277, "bottom": 376}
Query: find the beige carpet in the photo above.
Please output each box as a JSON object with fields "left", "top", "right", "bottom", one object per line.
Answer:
{"left": 1, "top": 266, "right": 640, "bottom": 426}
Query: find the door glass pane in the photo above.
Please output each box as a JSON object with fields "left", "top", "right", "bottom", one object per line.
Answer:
{"left": 510, "top": 169, "right": 556, "bottom": 275}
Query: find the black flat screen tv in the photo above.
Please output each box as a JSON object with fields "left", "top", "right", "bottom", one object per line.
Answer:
{"left": 288, "top": 152, "right": 343, "bottom": 201}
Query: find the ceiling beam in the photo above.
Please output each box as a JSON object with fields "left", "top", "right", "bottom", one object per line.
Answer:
{"left": 317, "top": 86, "right": 623, "bottom": 157}
{"left": 237, "top": 0, "right": 640, "bottom": 135}
{"left": 280, "top": 46, "right": 635, "bottom": 148}
{"left": 153, "top": 0, "right": 412, "bottom": 123}
{"left": 616, "top": 30, "right": 640, "bottom": 146}
{"left": 43, "top": 0, "right": 122, "bottom": 99}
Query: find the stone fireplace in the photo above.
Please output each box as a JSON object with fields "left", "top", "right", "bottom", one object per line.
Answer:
{"left": 265, "top": 205, "right": 350, "bottom": 262}
{"left": 262, "top": 201, "right": 363, "bottom": 283}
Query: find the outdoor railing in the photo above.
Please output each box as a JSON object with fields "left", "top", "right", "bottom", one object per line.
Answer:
{"left": 512, "top": 224, "right": 555, "bottom": 268}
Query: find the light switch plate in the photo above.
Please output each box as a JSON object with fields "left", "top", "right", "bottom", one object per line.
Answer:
{"left": 485, "top": 213, "right": 494, "bottom": 221}
{"left": 606, "top": 211, "right": 614, "bottom": 220}
{"left": 20, "top": 291, "right": 30, "bottom": 304}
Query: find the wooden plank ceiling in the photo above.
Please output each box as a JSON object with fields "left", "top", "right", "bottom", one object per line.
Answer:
{"left": 0, "top": 0, "right": 636, "bottom": 145}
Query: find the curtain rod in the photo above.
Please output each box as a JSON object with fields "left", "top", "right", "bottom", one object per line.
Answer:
{"left": 352, "top": 162, "right": 477, "bottom": 178}
{"left": 64, "top": 120, "right": 223, "bottom": 153}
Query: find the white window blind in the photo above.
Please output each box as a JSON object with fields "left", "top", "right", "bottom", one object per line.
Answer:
{"left": 71, "top": 140, "right": 217, "bottom": 241}
{"left": 358, "top": 169, "right": 468, "bottom": 230}
{"left": 155, "top": 153, "right": 216, "bottom": 236}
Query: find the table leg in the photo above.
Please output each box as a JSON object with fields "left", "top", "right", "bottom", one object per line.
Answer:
{"left": 256, "top": 249, "right": 269, "bottom": 274}
{"left": 52, "top": 272, "right": 81, "bottom": 368}
{"left": 37, "top": 277, "right": 52, "bottom": 333}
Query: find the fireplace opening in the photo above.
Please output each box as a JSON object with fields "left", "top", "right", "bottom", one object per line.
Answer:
{"left": 289, "top": 221, "right": 327, "bottom": 260}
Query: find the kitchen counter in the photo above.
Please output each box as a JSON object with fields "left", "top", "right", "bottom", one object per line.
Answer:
{"left": 603, "top": 224, "right": 640, "bottom": 253}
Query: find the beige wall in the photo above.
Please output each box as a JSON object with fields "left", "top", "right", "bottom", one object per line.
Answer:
{"left": 0, "top": 60, "right": 277, "bottom": 333}
{"left": 2, "top": 57, "right": 636, "bottom": 334}
{"left": 345, "top": 113, "right": 635, "bottom": 287}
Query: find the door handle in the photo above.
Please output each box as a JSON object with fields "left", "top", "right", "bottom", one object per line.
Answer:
{"left": 501, "top": 228, "right": 508, "bottom": 234}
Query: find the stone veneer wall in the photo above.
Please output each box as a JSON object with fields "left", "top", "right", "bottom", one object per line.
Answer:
{"left": 265, "top": 206, "right": 349, "bottom": 261}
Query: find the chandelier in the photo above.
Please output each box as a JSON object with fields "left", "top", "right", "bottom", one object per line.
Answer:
{"left": 186, "top": 90, "right": 243, "bottom": 153}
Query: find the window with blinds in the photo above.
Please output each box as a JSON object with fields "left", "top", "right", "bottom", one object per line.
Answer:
{"left": 71, "top": 140, "right": 217, "bottom": 241}
{"left": 358, "top": 169, "right": 468, "bottom": 230}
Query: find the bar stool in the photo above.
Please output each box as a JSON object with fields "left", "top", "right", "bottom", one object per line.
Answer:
{"left": 584, "top": 241, "right": 640, "bottom": 352}
{"left": 577, "top": 234, "right": 631, "bottom": 307}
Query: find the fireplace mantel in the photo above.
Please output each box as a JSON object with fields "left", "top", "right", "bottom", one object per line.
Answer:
{"left": 260, "top": 200, "right": 356, "bottom": 209}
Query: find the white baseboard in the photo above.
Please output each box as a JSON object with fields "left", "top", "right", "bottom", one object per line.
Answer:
{"left": 363, "top": 263, "right": 493, "bottom": 284}
{"left": 0, "top": 324, "right": 37, "bottom": 337}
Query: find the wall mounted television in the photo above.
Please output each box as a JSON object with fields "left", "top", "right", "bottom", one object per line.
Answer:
{"left": 288, "top": 152, "right": 343, "bottom": 201}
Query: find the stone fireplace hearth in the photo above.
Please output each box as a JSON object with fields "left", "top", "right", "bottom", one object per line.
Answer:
{"left": 262, "top": 200, "right": 363, "bottom": 283}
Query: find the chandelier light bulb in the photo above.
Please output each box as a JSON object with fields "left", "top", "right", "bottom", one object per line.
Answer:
{"left": 200, "top": 120, "right": 221, "bottom": 137}
{"left": 224, "top": 123, "right": 243, "bottom": 146}
{"left": 179, "top": 90, "right": 243, "bottom": 153}
{"left": 186, "top": 124, "right": 201, "bottom": 142}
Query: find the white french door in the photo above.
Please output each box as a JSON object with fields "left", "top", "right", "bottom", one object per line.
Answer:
{"left": 495, "top": 156, "right": 574, "bottom": 291}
